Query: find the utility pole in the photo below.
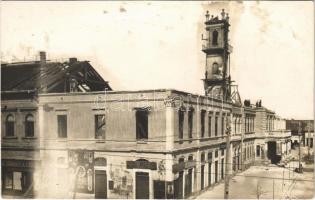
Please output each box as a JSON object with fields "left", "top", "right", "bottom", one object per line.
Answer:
{"left": 307, "top": 121, "right": 310, "bottom": 159}
{"left": 298, "top": 122, "right": 302, "bottom": 173}
{"left": 224, "top": 118, "right": 232, "bottom": 199}
{"left": 272, "top": 179, "right": 275, "bottom": 200}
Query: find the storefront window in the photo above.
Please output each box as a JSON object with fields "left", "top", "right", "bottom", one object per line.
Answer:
{"left": 13, "top": 172, "right": 22, "bottom": 190}
{"left": 4, "top": 172, "right": 13, "bottom": 189}
{"left": 4, "top": 171, "right": 22, "bottom": 191}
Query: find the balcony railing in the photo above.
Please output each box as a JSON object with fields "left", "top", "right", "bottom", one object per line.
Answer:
{"left": 202, "top": 43, "right": 233, "bottom": 53}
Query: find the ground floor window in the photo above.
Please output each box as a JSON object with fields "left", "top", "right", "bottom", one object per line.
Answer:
{"left": 3, "top": 171, "right": 22, "bottom": 191}
{"left": 4, "top": 171, "right": 13, "bottom": 190}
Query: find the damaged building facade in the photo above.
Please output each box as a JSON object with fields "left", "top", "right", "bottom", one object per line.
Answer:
{"left": 1, "top": 9, "right": 291, "bottom": 199}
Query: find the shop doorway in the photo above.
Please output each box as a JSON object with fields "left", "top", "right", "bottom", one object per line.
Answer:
{"left": 201, "top": 165, "right": 204, "bottom": 190}
{"left": 267, "top": 142, "right": 280, "bottom": 164}
{"left": 153, "top": 180, "right": 166, "bottom": 199}
{"left": 136, "top": 172, "right": 149, "bottom": 199}
{"left": 174, "top": 171, "right": 183, "bottom": 199}
{"left": 215, "top": 161, "right": 218, "bottom": 183}
{"left": 208, "top": 162, "right": 212, "bottom": 186}
{"left": 94, "top": 170, "right": 107, "bottom": 199}
{"left": 184, "top": 169, "right": 192, "bottom": 197}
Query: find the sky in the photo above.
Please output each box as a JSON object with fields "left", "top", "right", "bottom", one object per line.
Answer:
{"left": 1, "top": 1, "right": 314, "bottom": 120}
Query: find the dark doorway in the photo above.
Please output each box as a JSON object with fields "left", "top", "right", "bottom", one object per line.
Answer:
{"left": 184, "top": 169, "right": 192, "bottom": 197}
{"left": 22, "top": 171, "right": 34, "bottom": 193}
{"left": 153, "top": 180, "right": 165, "bottom": 199}
{"left": 221, "top": 158, "right": 224, "bottom": 179}
{"left": 95, "top": 170, "right": 107, "bottom": 199}
{"left": 267, "top": 141, "right": 280, "bottom": 164}
{"left": 214, "top": 161, "right": 218, "bottom": 183}
{"left": 232, "top": 156, "right": 236, "bottom": 172}
{"left": 136, "top": 172, "right": 149, "bottom": 199}
{"left": 208, "top": 162, "right": 212, "bottom": 186}
{"left": 237, "top": 155, "right": 240, "bottom": 170}
{"left": 174, "top": 171, "right": 183, "bottom": 199}
{"left": 201, "top": 165, "right": 204, "bottom": 190}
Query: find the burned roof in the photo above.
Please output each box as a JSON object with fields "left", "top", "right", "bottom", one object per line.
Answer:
{"left": 1, "top": 59, "right": 112, "bottom": 96}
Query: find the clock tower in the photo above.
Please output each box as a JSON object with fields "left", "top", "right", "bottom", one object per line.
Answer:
{"left": 202, "top": 9, "right": 232, "bottom": 101}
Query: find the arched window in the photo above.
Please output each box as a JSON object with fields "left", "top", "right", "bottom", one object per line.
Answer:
{"left": 208, "top": 152, "right": 213, "bottom": 161}
{"left": 212, "top": 30, "right": 218, "bottom": 45}
{"left": 212, "top": 62, "right": 219, "bottom": 74}
{"left": 188, "top": 155, "right": 193, "bottom": 161}
{"left": 6, "top": 114, "right": 15, "bottom": 137}
{"left": 25, "top": 114, "right": 34, "bottom": 137}
{"left": 201, "top": 153, "right": 205, "bottom": 162}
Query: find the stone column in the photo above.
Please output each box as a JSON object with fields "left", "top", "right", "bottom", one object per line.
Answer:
{"left": 165, "top": 154, "right": 174, "bottom": 182}
{"left": 37, "top": 104, "right": 44, "bottom": 196}
{"left": 164, "top": 97, "right": 175, "bottom": 151}
{"left": 195, "top": 150, "right": 201, "bottom": 192}
{"left": 231, "top": 116, "right": 234, "bottom": 135}
{"left": 205, "top": 111, "right": 209, "bottom": 138}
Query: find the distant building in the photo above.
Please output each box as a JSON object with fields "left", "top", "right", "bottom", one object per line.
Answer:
{"left": 286, "top": 119, "right": 314, "bottom": 146}
{"left": 1, "top": 9, "right": 291, "bottom": 199}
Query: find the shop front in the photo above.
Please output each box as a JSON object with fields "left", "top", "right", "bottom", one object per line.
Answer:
{"left": 1, "top": 159, "right": 39, "bottom": 197}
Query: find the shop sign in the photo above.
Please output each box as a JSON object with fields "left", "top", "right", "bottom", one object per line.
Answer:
{"left": 126, "top": 160, "right": 157, "bottom": 170}
{"left": 2, "top": 159, "right": 36, "bottom": 168}
{"left": 94, "top": 157, "right": 107, "bottom": 166}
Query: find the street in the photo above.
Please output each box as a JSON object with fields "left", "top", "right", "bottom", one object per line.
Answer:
{"left": 195, "top": 150, "right": 314, "bottom": 199}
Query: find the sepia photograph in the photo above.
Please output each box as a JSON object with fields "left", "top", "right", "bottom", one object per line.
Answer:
{"left": 0, "top": 1, "right": 314, "bottom": 199}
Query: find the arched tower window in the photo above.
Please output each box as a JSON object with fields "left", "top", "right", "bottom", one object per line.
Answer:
{"left": 5, "top": 114, "right": 15, "bottom": 137}
{"left": 25, "top": 114, "right": 34, "bottom": 137}
{"left": 212, "top": 30, "right": 218, "bottom": 45}
{"left": 212, "top": 62, "right": 219, "bottom": 74}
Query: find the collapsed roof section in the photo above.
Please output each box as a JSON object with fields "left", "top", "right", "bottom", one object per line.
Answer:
{"left": 1, "top": 52, "right": 112, "bottom": 99}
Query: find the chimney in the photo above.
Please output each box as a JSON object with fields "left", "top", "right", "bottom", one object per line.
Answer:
{"left": 69, "top": 57, "right": 77, "bottom": 64}
{"left": 39, "top": 51, "right": 46, "bottom": 64}
{"left": 39, "top": 51, "right": 47, "bottom": 93}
